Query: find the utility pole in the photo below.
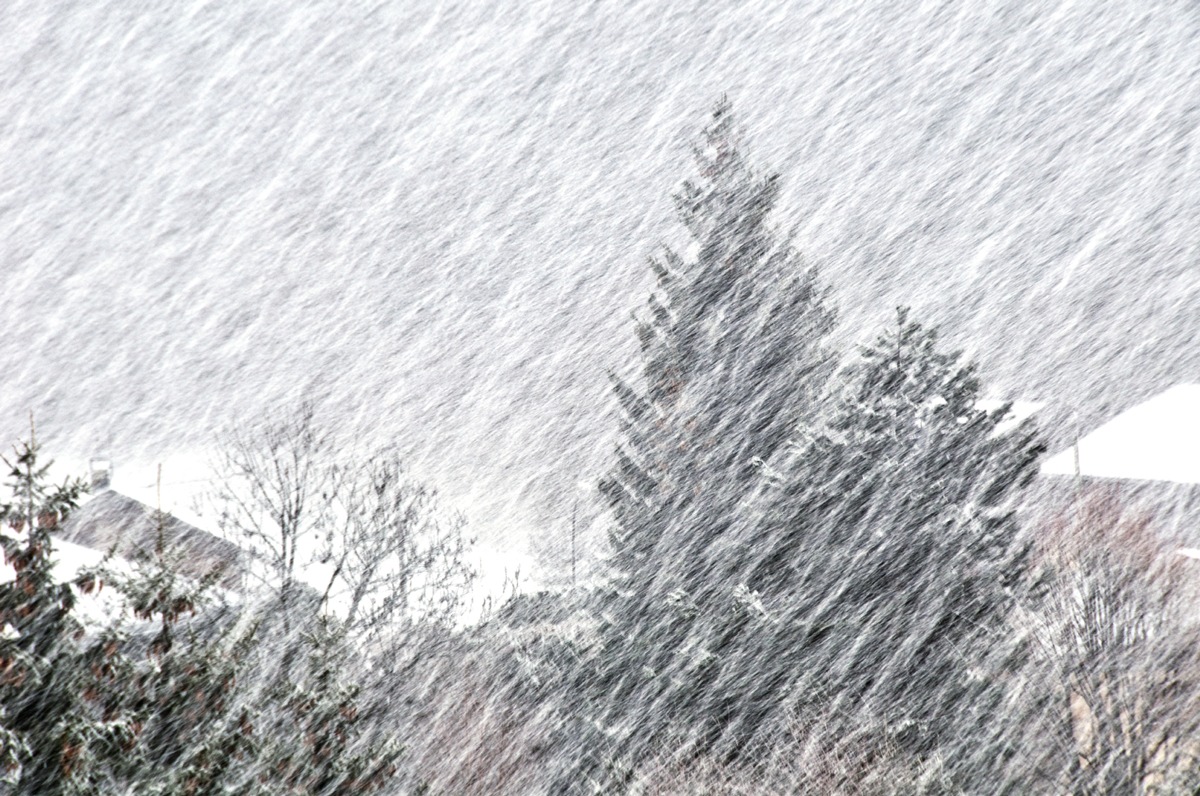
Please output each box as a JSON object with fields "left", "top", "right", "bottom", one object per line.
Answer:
{"left": 571, "top": 499, "right": 577, "bottom": 588}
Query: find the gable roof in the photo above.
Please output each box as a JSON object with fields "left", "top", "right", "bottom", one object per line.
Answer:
{"left": 58, "top": 489, "right": 243, "bottom": 589}
{"left": 1041, "top": 385, "right": 1200, "bottom": 485}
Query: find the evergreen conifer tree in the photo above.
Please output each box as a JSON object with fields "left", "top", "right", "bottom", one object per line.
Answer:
{"left": 0, "top": 423, "right": 111, "bottom": 795}
{"left": 572, "top": 309, "right": 1044, "bottom": 791}
{"left": 87, "top": 503, "right": 399, "bottom": 795}
{"left": 599, "top": 96, "right": 836, "bottom": 601}
{"left": 253, "top": 616, "right": 402, "bottom": 795}
{"left": 713, "top": 307, "right": 1045, "bottom": 778}
{"left": 81, "top": 502, "right": 261, "bottom": 795}
{"left": 0, "top": 429, "right": 401, "bottom": 794}
{"left": 577, "top": 98, "right": 837, "bottom": 791}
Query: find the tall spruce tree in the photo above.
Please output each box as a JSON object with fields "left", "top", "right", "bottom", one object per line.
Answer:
{"left": 575, "top": 99, "right": 837, "bottom": 791}
{"left": 599, "top": 96, "right": 836, "bottom": 602}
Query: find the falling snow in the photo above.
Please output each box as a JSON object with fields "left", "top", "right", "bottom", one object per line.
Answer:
{"left": 0, "top": 1, "right": 1198, "bottom": 793}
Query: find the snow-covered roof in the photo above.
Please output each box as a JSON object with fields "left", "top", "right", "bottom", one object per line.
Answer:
{"left": 60, "top": 489, "right": 244, "bottom": 590}
{"left": 0, "top": 537, "right": 112, "bottom": 583}
{"left": 1042, "top": 384, "right": 1200, "bottom": 485}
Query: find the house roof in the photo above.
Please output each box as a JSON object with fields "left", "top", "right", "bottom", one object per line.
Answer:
{"left": 1041, "top": 384, "right": 1200, "bottom": 485}
{"left": 58, "top": 489, "right": 243, "bottom": 589}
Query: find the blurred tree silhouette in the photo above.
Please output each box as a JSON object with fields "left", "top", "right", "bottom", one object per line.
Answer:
{"left": 0, "top": 421, "right": 100, "bottom": 795}
{"left": 599, "top": 96, "right": 837, "bottom": 598}
{"left": 1022, "top": 487, "right": 1200, "bottom": 794}
{"left": 0, "top": 423, "right": 403, "bottom": 795}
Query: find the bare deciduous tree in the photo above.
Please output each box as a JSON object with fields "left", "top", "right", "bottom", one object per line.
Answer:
{"left": 1021, "top": 487, "right": 1200, "bottom": 795}
{"left": 321, "top": 452, "right": 475, "bottom": 638}
{"left": 209, "top": 403, "right": 475, "bottom": 644}
{"left": 211, "top": 402, "right": 342, "bottom": 622}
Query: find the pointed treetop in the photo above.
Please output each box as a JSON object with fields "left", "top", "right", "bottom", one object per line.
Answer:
{"left": 851, "top": 306, "right": 979, "bottom": 409}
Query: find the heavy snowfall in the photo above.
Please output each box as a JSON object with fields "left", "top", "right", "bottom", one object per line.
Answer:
{"left": 0, "top": 1, "right": 1197, "bottom": 793}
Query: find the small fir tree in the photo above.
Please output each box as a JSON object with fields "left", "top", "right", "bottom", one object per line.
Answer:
{"left": 82, "top": 486, "right": 398, "bottom": 795}
{"left": 0, "top": 421, "right": 107, "bottom": 795}
{"left": 82, "top": 501, "right": 260, "bottom": 795}
{"left": 0, "top": 429, "right": 403, "bottom": 794}
{"left": 715, "top": 307, "right": 1045, "bottom": 778}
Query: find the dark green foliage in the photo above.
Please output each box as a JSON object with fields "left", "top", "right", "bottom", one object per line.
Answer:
{"left": 80, "top": 505, "right": 261, "bottom": 795}
{"left": 694, "top": 307, "right": 1046, "bottom": 780}
{"left": 90, "top": 511, "right": 401, "bottom": 795}
{"left": 252, "top": 615, "right": 402, "bottom": 795}
{"left": 748, "top": 308, "right": 1042, "bottom": 603}
{"left": 0, "top": 423, "right": 98, "bottom": 794}
{"left": 0, "top": 427, "right": 402, "bottom": 795}
{"left": 599, "top": 96, "right": 837, "bottom": 597}
{"left": 567, "top": 307, "right": 1047, "bottom": 793}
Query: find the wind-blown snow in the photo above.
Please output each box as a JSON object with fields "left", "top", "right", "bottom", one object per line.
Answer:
{"left": 2, "top": 0, "right": 1198, "bottom": 580}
